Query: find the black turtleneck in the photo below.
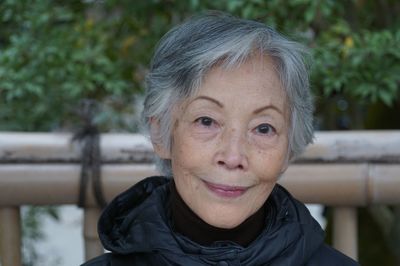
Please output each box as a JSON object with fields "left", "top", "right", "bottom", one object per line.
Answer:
{"left": 169, "top": 181, "right": 269, "bottom": 247}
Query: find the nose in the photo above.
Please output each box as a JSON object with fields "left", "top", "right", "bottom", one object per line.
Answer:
{"left": 215, "top": 128, "right": 248, "bottom": 171}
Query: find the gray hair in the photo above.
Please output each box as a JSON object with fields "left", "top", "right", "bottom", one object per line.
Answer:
{"left": 141, "top": 11, "right": 314, "bottom": 176}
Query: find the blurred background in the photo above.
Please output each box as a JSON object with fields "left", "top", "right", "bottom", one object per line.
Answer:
{"left": 1, "top": 0, "right": 399, "bottom": 265}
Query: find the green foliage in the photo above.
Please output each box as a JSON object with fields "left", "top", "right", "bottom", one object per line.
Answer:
{"left": 0, "top": 0, "right": 133, "bottom": 131}
{"left": 312, "top": 26, "right": 400, "bottom": 107}
{"left": 1, "top": 1, "right": 400, "bottom": 265}
{"left": 1, "top": 0, "right": 400, "bottom": 132}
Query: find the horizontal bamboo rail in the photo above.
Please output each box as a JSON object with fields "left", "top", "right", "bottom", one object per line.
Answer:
{"left": 0, "top": 163, "right": 399, "bottom": 206}
{"left": 1, "top": 130, "right": 399, "bottom": 163}
{"left": 0, "top": 131, "right": 399, "bottom": 265}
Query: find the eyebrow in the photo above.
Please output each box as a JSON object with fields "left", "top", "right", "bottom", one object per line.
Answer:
{"left": 191, "top": 96, "right": 223, "bottom": 108}
{"left": 253, "top": 104, "right": 284, "bottom": 116}
{"left": 191, "top": 95, "right": 284, "bottom": 116}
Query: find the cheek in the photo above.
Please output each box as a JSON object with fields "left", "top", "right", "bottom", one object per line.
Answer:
{"left": 173, "top": 128, "right": 215, "bottom": 163}
{"left": 252, "top": 147, "right": 288, "bottom": 179}
{"left": 172, "top": 159, "right": 203, "bottom": 202}
{"left": 170, "top": 136, "right": 203, "bottom": 177}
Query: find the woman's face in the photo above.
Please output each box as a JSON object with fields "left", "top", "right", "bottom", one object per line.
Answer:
{"left": 156, "top": 57, "right": 290, "bottom": 228}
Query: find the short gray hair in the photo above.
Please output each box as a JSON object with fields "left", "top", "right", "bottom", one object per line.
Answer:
{"left": 141, "top": 11, "right": 314, "bottom": 176}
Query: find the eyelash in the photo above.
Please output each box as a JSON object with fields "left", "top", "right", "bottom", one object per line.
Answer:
{"left": 254, "top": 123, "right": 276, "bottom": 136}
{"left": 193, "top": 117, "right": 276, "bottom": 136}
{"left": 194, "top": 116, "right": 216, "bottom": 127}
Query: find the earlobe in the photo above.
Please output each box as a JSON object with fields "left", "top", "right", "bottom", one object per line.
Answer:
{"left": 149, "top": 117, "right": 171, "bottom": 159}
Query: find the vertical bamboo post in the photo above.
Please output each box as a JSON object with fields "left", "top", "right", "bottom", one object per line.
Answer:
{"left": 83, "top": 207, "right": 103, "bottom": 261}
{"left": 0, "top": 207, "right": 22, "bottom": 266}
{"left": 333, "top": 207, "right": 358, "bottom": 261}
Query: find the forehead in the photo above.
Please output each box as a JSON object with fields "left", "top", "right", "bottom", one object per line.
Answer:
{"left": 186, "top": 56, "right": 288, "bottom": 112}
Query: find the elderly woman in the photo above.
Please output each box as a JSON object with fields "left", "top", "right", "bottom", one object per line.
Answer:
{"left": 83, "top": 12, "right": 358, "bottom": 266}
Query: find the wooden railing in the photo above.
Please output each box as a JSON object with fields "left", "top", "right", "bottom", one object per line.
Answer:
{"left": 0, "top": 131, "right": 399, "bottom": 265}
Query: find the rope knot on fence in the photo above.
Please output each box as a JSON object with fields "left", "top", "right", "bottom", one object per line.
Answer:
{"left": 72, "top": 99, "right": 106, "bottom": 209}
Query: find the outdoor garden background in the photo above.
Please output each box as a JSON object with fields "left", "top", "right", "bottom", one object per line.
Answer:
{"left": 1, "top": 1, "right": 400, "bottom": 265}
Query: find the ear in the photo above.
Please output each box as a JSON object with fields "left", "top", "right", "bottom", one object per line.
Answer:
{"left": 149, "top": 117, "right": 171, "bottom": 159}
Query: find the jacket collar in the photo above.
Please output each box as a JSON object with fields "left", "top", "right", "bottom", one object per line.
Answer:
{"left": 98, "top": 176, "right": 325, "bottom": 265}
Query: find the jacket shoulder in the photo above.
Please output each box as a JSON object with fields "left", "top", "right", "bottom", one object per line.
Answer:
{"left": 307, "top": 244, "right": 359, "bottom": 266}
{"left": 81, "top": 252, "right": 166, "bottom": 266}
{"left": 81, "top": 253, "right": 112, "bottom": 266}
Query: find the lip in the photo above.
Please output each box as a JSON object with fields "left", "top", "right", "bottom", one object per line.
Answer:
{"left": 203, "top": 180, "right": 249, "bottom": 198}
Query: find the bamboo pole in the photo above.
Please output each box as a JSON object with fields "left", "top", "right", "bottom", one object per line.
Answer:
{"left": 0, "top": 164, "right": 158, "bottom": 206}
{"left": 0, "top": 207, "right": 21, "bottom": 266}
{"left": 83, "top": 208, "right": 103, "bottom": 261}
{"left": 333, "top": 207, "right": 358, "bottom": 260}
{"left": 0, "top": 163, "right": 399, "bottom": 206}
{"left": 1, "top": 131, "right": 399, "bottom": 163}
{"left": 0, "top": 133, "right": 153, "bottom": 163}
{"left": 280, "top": 164, "right": 368, "bottom": 205}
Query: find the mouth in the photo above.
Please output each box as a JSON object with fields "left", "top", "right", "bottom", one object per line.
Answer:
{"left": 202, "top": 180, "right": 249, "bottom": 198}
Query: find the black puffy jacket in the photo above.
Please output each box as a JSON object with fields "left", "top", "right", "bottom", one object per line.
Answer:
{"left": 82, "top": 176, "right": 359, "bottom": 266}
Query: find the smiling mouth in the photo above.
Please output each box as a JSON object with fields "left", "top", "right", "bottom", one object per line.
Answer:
{"left": 203, "top": 180, "right": 249, "bottom": 198}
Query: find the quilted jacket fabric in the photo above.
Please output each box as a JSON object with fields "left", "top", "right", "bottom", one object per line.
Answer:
{"left": 81, "top": 176, "right": 359, "bottom": 266}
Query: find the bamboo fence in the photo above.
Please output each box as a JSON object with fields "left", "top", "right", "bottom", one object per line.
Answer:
{"left": 0, "top": 131, "right": 399, "bottom": 265}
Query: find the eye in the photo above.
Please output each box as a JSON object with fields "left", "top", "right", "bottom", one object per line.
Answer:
{"left": 255, "top": 123, "right": 275, "bottom": 135}
{"left": 194, "top": 116, "right": 215, "bottom": 127}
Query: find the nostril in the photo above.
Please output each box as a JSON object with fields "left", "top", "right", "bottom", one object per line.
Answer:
{"left": 217, "top": 160, "right": 244, "bottom": 170}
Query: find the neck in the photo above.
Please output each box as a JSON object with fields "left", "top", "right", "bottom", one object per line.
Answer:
{"left": 169, "top": 181, "right": 268, "bottom": 247}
